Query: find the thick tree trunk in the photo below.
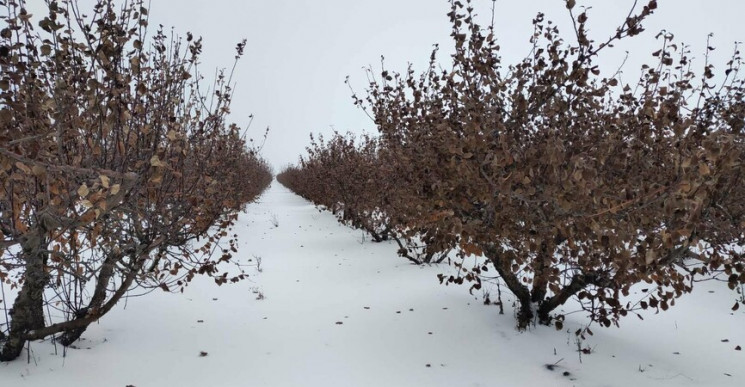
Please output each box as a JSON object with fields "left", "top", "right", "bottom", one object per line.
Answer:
{"left": 530, "top": 243, "right": 551, "bottom": 303}
{"left": 0, "top": 231, "right": 48, "bottom": 361}
{"left": 501, "top": 271, "right": 534, "bottom": 330}
{"left": 485, "top": 247, "right": 534, "bottom": 330}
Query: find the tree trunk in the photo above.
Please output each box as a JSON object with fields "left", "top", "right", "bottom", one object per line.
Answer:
{"left": 391, "top": 234, "right": 425, "bottom": 265}
{"left": 0, "top": 231, "right": 48, "bottom": 361}
{"left": 530, "top": 243, "right": 551, "bottom": 303}
{"left": 502, "top": 272, "right": 534, "bottom": 330}
{"left": 536, "top": 272, "right": 605, "bottom": 325}
{"left": 58, "top": 253, "right": 120, "bottom": 346}
{"left": 21, "top": 254, "right": 146, "bottom": 343}
{"left": 485, "top": 247, "right": 534, "bottom": 330}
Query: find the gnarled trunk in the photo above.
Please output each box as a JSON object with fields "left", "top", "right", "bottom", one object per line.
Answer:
{"left": 12, "top": 251, "right": 149, "bottom": 351}
{"left": 485, "top": 248, "right": 534, "bottom": 330}
{"left": 0, "top": 231, "right": 48, "bottom": 361}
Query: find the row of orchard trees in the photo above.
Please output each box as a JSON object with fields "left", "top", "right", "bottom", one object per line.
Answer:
{"left": 0, "top": 0, "right": 272, "bottom": 361}
{"left": 279, "top": 0, "right": 745, "bottom": 330}
{"left": 277, "top": 133, "right": 454, "bottom": 265}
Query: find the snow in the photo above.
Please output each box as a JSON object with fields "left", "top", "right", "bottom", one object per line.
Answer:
{"left": 1, "top": 183, "right": 743, "bottom": 386}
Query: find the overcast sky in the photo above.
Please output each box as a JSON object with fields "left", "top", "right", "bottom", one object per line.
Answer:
{"left": 27, "top": 1, "right": 745, "bottom": 169}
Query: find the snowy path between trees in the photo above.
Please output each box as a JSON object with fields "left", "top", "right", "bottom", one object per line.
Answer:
{"left": 1, "top": 183, "right": 744, "bottom": 386}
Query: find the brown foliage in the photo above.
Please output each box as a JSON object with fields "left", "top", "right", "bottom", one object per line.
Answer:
{"left": 277, "top": 133, "right": 393, "bottom": 242}
{"left": 0, "top": 0, "right": 271, "bottom": 361}
{"left": 285, "top": 0, "right": 745, "bottom": 329}
{"left": 276, "top": 132, "right": 451, "bottom": 264}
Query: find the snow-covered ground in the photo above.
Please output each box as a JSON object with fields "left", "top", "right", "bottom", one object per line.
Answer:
{"left": 1, "top": 182, "right": 743, "bottom": 386}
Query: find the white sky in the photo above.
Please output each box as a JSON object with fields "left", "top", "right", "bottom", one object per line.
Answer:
{"left": 25, "top": 1, "right": 745, "bottom": 169}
